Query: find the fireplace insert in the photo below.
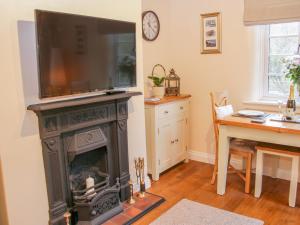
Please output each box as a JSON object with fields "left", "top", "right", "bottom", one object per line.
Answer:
{"left": 67, "top": 145, "right": 123, "bottom": 225}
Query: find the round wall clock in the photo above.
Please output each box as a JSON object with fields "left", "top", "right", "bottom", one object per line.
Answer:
{"left": 142, "top": 11, "right": 160, "bottom": 41}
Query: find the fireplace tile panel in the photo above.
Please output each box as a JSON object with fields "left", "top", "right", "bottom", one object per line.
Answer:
{"left": 110, "top": 213, "right": 130, "bottom": 224}
{"left": 124, "top": 207, "right": 141, "bottom": 217}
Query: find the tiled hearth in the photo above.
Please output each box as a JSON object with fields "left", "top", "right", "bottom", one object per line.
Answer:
{"left": 103, "top": 192, "right": 164, "bottom": 225}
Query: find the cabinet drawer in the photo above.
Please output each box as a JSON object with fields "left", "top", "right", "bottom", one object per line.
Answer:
{"left": 158, "top": 100, "right": 189, "bottom": 119}
{"left": 158, "top": 104, "right": 174, "bottom": 119}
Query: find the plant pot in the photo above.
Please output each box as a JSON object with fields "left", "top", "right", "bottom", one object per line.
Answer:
{"left": 152, "top": 86, "right": 165, "bottom": 98}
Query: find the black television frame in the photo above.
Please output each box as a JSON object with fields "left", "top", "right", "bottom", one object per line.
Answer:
{"left": 35, "top": 9, "right": 137, "bottom": 99}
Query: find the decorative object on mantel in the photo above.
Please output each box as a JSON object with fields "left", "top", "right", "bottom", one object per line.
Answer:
{"left": 134, "top": 157, "right": 146, "bottom": 198}
{"left": 284, "top": 44, "right": 300, "bottom": 95}
{"left": 142, "top": 10, "right": 160, "bottom": 41}
{"left": 201, "top": 12, "right": 221, "bottom": 54}
{"left": 165, "top": 68, "right": 180, "bottom": 96}
{"left": 148, "top": 64, "right": 166, "bottom": 98}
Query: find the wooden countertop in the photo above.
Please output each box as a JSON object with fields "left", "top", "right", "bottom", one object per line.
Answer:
{"left": 144, "top": 94, "right": 191, "bottom": 105}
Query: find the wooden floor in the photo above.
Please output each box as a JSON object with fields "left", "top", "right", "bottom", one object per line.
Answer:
{"left": 133, "top": 160, "right": 300, "bottom": 225}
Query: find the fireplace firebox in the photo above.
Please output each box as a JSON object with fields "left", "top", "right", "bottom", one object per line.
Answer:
{"left": 28, "top": 92, "right": 141, "bottom": 225}
{"left": 65, "top": 126, "right": 123, "bottom": 225}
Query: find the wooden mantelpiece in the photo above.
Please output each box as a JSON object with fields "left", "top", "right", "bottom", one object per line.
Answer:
{"left": 144, "top": 94, "right": 191, "bottom": 105}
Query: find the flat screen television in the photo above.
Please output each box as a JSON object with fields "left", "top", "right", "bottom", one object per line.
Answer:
{"left": 35, "top": 10, "right": 136, "bottom": 98}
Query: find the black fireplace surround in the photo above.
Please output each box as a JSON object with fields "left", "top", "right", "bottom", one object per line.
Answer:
{"left": 28, "top": 92, "right": 141, "bottom": 225}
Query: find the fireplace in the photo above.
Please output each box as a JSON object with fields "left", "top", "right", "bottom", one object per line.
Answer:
{"left": 28, "top": 92, "right": 141, "bottom": 225}
{"left": 65, "top": 126, "right": 123, "bottom": 225}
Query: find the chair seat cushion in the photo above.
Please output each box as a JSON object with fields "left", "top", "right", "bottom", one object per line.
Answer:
{"left": 230, "top": 138, "right": 256, "bottom": 153}
{"left": 256, "top": 142, "right": 300, "bottom": 156}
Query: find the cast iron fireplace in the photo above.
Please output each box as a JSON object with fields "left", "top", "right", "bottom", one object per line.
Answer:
{"left": 64, "top": 125, "right": 123, "bottom": 225}
{"left": 28, "top": 92, "right": 141, "bottom": 225}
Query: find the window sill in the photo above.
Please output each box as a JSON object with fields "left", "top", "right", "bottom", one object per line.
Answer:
{"left": 243, "top": 100, "right": 280, "bottom": 107}
{"left": 243, "top": 99, "right": 300, "bottom": 113}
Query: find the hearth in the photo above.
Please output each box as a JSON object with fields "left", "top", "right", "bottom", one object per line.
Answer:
{"left": 28, "top": 92, "right": 141, "bottom": 225}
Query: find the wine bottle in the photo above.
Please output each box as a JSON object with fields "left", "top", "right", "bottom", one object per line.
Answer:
{"left": 286, "top": 84, "right": 296, "bottom": 120}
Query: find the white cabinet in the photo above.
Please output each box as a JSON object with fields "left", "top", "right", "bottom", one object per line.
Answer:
{"left": 145, "top": 96, "right": 190, "bottom": 180}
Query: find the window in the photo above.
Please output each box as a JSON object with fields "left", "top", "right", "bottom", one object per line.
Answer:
{"left": 264, "top": 22, "right": 300, "bottom": 98}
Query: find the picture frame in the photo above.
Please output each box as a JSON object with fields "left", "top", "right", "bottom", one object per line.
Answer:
{"left": 201, "top": 12, "right": 221, "bottom": 54}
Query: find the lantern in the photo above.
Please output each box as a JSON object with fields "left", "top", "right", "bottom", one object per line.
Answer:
{"left": 165, "top": 69, "right": 180, "bottom": 96}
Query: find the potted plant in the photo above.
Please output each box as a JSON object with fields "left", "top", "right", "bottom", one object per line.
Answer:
{"left": 284, "top": 57, "right": 300, "bottom": 94}
{"left": 148, "top": 75, "right": 165, "bottom": 98}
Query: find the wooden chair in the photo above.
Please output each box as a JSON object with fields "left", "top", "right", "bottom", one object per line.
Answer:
{"left": 210, "top": 92, "right": 255, "bottom": 193}
{"left": 255, "top": 143, "right": 300, "bottom": 207}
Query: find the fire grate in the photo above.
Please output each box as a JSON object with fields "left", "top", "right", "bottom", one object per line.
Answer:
{"left": 72, "top": 171, "right": 110, "bottom": 203}
{"left": 72, "top": 176, "right": 123, "bottom": 225}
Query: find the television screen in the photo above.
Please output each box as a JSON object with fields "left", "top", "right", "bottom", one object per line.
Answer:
{"left": 35, "top": 10, "right": 136, "bottom": 98}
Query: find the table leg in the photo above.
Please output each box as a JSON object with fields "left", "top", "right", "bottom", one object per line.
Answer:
{"left": 217, "top": 125, "right": 230, "bottom": 195}
{"left": 289, "top": 156, "right": 299, "bottom": 207}
{"left": 255, "top": 150, "right": 264, "bottom": 198}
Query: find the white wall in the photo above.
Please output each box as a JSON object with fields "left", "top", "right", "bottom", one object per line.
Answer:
{"left": 142, "top": 0, "right": 258, "bottom": 157}
{"left": 142, "top": 0, "right": 173, "bottom": 97}
{"left": 0, "top": 156, "right": 8, "bottom": 225}
{"left": 142, "top": 0, "right": 297, "bottom": 181}
{"left": 0, "top": 1, "right": 146, "bottom": 225}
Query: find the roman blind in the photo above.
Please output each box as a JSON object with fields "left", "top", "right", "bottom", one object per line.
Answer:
{"left": 244, "top": 0, "right": 300, "bottom": 26}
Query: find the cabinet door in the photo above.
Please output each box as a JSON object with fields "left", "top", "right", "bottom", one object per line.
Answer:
{"left": 172, "top": 116, "right": 186, "bottom": 164}
{"left": 157, "top": 120, "right": 173, "bottom": 172}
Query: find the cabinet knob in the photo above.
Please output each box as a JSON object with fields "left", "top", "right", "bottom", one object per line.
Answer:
{"left": 164, "top": 110, "right": 169, "bottom": 114}
{"left": 175, "top": 139, "right": 179, "bottom": 142}
{"left": 171, "top": 140, "right": 175, "bottom": 144}
{"left": 180, "top": 106, "right": 184, "bottom": 110}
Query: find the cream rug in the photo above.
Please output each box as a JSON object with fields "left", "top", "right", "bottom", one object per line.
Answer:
{"left": 150, "top": 199, "right": 264, "bottom": 225}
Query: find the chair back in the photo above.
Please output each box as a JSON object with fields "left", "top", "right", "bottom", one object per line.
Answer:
{"left": 210, "top": 92, "right": 233, "bottom": 152}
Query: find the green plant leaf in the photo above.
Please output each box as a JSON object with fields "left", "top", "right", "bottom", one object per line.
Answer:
{"left": 148, "top": 75, "right": 165, "bottom": 87}
{"left": 285, "top": 63, "right": 300, "bottom": 86}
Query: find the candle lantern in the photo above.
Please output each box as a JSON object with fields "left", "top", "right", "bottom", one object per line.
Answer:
{"left": 165, "top": 69, "right": 180, "bottom": 96}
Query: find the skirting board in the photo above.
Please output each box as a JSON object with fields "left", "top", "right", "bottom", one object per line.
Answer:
{"left": 188, "top": 150, "right": 300, "bottom": 183}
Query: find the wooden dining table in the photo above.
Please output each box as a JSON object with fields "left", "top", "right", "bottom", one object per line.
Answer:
{"left": 216, "top": 112, "right": 300, "bottom": 195}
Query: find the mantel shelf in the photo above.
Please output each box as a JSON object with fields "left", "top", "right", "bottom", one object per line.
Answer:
{"left": 27, "top": 91, "right": 142, "bottom": 112}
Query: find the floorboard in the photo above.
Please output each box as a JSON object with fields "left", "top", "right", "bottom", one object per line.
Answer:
{"left": 133, "top": 160, "right": 300, "bottom": 225}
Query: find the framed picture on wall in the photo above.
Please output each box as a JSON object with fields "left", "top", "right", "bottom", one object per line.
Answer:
{"left": 201, "top": 12, "right": 221, "bottom": 54}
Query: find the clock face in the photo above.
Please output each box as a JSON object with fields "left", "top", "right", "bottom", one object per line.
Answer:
{"left": 142, "top": 11, "right": 160, "bottom": 41}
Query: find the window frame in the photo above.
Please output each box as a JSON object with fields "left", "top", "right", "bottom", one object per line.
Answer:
{"left": 261, "top": 22, "right": 300, "bottom": 101}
